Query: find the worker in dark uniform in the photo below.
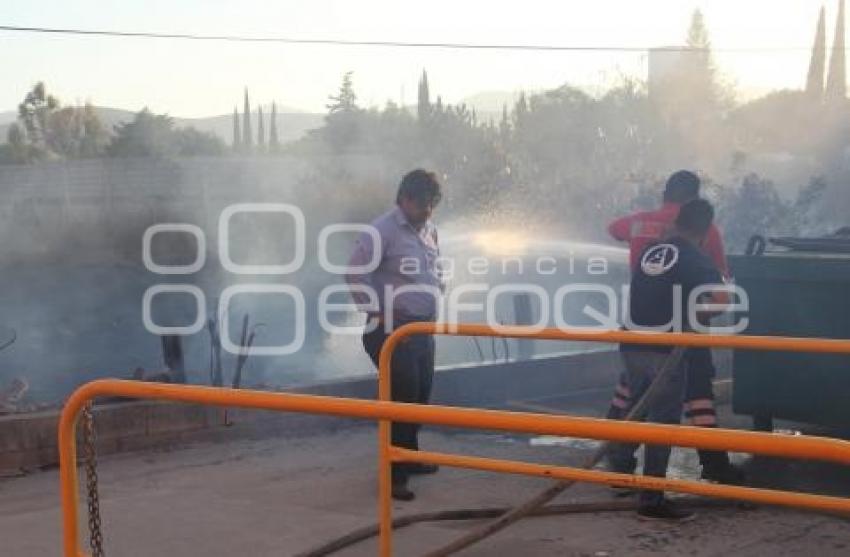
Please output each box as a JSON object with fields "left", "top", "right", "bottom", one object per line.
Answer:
{"left": 606, "top": 170, "right": 743, "bottom": 484}
{"left": 608, "top": 199, "right": 729, "bottom": 521}
{"left": 346, "top": 169, "right": 444, "bottom": 501}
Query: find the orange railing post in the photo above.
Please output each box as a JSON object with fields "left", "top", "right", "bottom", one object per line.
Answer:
{"left": 375, "top": 324, "right": 850, "bottom": 555}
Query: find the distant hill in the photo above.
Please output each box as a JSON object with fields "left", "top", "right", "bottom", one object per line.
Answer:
{"left": 0, "top": 111, "right": 17, "bottom": 126}
{"left": 175, "top": 110, "right": 325, "bottom": 145}
{"left": 0, "top": 90, "right": 542, "bottom": 145}
{"left": 0, "top": 105, "right": 325, "bottom": 146}
{"left": 459, "top": 90, "right": 534, "bottom": 114}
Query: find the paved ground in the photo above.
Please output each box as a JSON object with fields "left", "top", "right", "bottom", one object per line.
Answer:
{"left": 1, "top": 419, "right": 849, "bottom": 556}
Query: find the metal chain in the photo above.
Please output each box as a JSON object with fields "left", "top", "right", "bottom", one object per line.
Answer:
{"left": 82, "top": 402, "right": 105, "bottom": 557}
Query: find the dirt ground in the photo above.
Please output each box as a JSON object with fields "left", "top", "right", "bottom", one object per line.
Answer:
{"left": 1, "top": 423, "right": 848, "bottom": 556}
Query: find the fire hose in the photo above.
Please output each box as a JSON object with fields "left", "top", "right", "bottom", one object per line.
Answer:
{"left": 296, "top": 497, "right": 740, "bottom": 557}
{"left": 300, "top": 346, "right": 696, "bottom": 556}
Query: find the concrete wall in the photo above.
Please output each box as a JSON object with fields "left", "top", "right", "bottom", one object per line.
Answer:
{"left": 0, "top": 155, "right": 405, "bottom": 399}
{"left": 0, "top": 156, "right": 395, "bottom": 262}
{"left": 0, "top": 351, "right": 621, "bottom": 471}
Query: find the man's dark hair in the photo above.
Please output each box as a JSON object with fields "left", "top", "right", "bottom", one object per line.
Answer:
{"left": 663, "top": 170, "right": 700, "bottom": 203}
{"left": 397, "top": 169, "right": 442, "bottom": 206}
{"left": 675, "top": 198, "right": 715, "bottom": 236}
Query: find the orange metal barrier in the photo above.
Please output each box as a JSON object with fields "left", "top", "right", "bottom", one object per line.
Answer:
{"left": 375, "top": 324, "right": 850, "bottom": 556}
{"left": 58, "top": 326, "right": 850, "bottom": 556}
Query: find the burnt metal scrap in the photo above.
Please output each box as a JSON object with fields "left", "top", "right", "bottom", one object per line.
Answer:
{"left": 0, "top": 376, "right": 29, "bottom": 414}
{"left": 207, "top": 317, "right": 223, "bottom": 387}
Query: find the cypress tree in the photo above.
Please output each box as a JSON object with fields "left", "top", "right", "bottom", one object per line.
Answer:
{"left": 257, "top": 106, "right": 265, "bottom": 151}
{"left": 232, "top": 106, "right": 241, "bottom": 152}
{"left": 417, "top": 70, "right": 431, "bottom": 123}
{"left": 806, "top": 6, "right": 826, "bottom": 100}
{"left": 826, "top": 0, "right": 846, "bottom": 103}
{"left": 242, "top": 88, "right": 253, "bottom": 152}
{"left": 499, "top": 103, "right": 511, "bottom": 142}
{"left": 269, "top": 102, "right": 280, "bottom": 153}
{"left": 684, "top": 9, "right": 720, "bottom": 108}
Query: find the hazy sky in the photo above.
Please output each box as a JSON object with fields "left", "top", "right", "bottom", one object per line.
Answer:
{"left": 1, "top": 0, "right": 843, "bottom": 117}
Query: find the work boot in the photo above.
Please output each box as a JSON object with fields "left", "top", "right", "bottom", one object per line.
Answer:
{"left": 407, "top": 463, "right": 439, "bottom": 475}
{"left": 637, "top": 498, "right": 696, "bottom": 522}
{"left": 609, "top": 483, "right": 638, "bottom": 498}
{"left": 701, "top": 461, "right": 746, "bottom": 485}
{"left": 605, "top": 454, "right": 638, "bottom": 496}
{"left": 699, "top": 450, "right": 746, "bottom": 485}
{"left": 391, "top": 482, "right": 415, "bottom": 501}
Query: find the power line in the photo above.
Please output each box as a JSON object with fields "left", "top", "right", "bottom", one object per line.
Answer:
{"left": 0, "top": 24, "right": 821, "bottom": 52}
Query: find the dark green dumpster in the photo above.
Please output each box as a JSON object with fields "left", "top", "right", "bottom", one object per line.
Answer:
{"left": 730, "top": 251, "right": 850, "bottom": 431}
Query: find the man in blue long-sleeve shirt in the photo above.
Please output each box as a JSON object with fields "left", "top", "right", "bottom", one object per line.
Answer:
{"left": 346, "top": 169, "right": 444, "bottom": 501}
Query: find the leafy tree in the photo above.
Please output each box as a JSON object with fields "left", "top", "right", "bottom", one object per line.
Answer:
{"left": 78, "top": 103, "right": 109, "bottom": 157}
{"left": 45, "top": 107, "right": 81, "bottom": 156}
{"left": 0, "top": 123, "right": 40, "bottom": 163}
{"left": 7, "top": 124, "right": 25, "bottom": 150}
{"left": 18, "top": 82, "right": 59, "bottom": 148}
{"left": 45, "top": 103, "right": 109, "bottom": 158}
{"left": 711, "top": 173, "right": 797, "bottom": 252}
{"left": 326, "top": 71, "right": 358, "bottom": 113}
{"left": 106, "top": 109, "right": 177, "bottom": 157}
{"left": 175, "top": 127, "right": 226, "bottom": 156}
{"left": 322, "top": 72, "right": 362, "bottom": 152}
{"left": 731, "top": 91, "right": 818, "bottom": 154}
{"left": 7, "top": 82, "right": 107, "bottom": 161}
{"left": 106, "top": 108, "right": 223, "bottom": 158}
{"left": 792, "top": 175, "right": 829, "bottom": 234}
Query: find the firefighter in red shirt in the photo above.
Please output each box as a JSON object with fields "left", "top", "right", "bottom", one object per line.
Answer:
{"left": 606, "top": 170, "right": 745, "bottom": 484}
{"left": 609, "top": 181, "right": 728, "bottom": 278}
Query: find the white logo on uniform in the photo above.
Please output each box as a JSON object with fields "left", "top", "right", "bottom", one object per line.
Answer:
{"left": 641, "top": 243, "right": 679, "bottom": 276}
